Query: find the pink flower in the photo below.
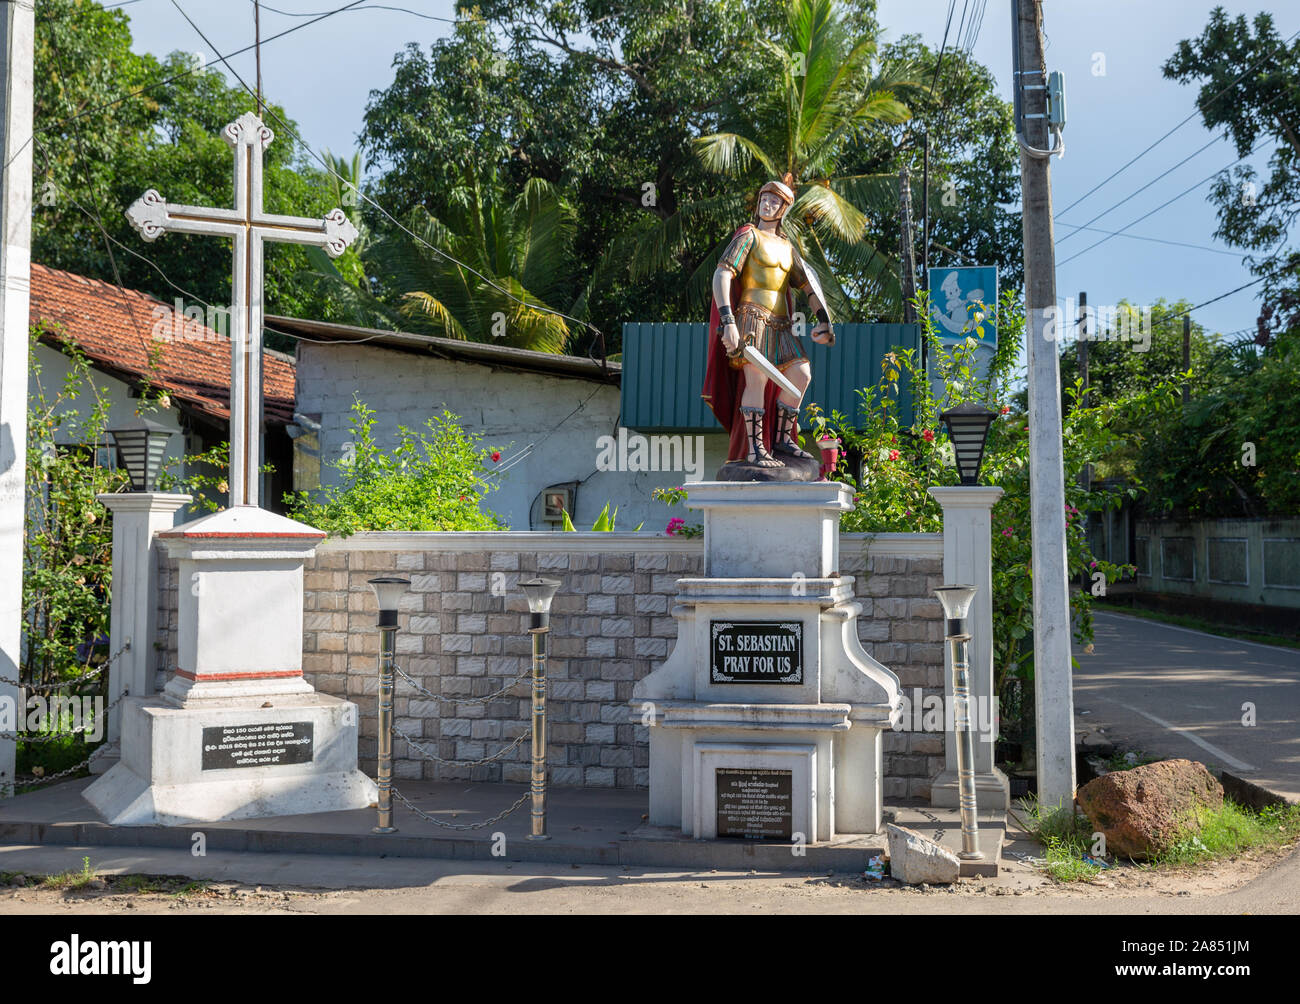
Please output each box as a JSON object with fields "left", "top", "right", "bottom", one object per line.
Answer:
{"left": 1002, "top": 528, "right": 1013, "bottom": 537}
{"left": 922, "top": 429, "right": 935, "bottom": 442}
{"left": 666, "top": 517, "right": 685, "bottom": 536}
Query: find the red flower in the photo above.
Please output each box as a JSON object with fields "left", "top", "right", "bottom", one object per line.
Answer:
{"left": 490, "top": 450, "right": 501, "bottom": 462}
{"left": 1002, "top": 527, "right": 1013, "bottom": 537}
{"left": 888, "top": 449, "right": 900, "bottom": 461}
{"left": 1000, "top": 405, "right": 1010, "bottom": 415}
{"left": 922, "top": 429, "right": 935, "bottom": 442}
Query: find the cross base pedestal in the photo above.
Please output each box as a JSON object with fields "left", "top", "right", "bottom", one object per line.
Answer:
{"left": 84, "top": 693, "right": 375, "bottom": 826}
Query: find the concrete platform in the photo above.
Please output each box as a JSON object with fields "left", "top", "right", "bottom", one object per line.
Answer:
{"left": 0, "top": 779, "right": 1005, "bottom": 875}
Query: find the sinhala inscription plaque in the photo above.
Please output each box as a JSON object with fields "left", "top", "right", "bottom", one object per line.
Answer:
{"left": 715, "top": 767, "right": 794, "bottom": 840}
{"left": 202, "top": 722, "right": 315, "bottom": 770}
{"left": 710, "top": 620, "right": 803, "bottom": 684}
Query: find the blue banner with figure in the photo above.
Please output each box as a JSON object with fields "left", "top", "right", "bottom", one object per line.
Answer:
{"left": 928, "top": 266, "right": 998, "bottom": 345}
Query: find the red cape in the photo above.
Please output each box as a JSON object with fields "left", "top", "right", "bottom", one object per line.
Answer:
{"left": 701, "top": 226, "right": 793, "bottom": 462}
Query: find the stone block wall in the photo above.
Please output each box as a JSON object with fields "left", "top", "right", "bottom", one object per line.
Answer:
{"left": 156, "top": 532, "right": 947, "bottom": 799}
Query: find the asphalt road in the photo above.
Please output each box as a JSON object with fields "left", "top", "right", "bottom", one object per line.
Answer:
{"left": 1076, "top": 612, "right": 1300, "bottom": 801}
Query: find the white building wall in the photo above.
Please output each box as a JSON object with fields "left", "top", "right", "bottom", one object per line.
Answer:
{"left": 296, "top": 342, "right": 731, "bottom": 532}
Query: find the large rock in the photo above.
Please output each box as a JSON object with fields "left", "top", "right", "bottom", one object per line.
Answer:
{"left": 886, "top": 823, "right": 961, "bottom": 885}
{"left": 1076, "top": 758, "right": 1224, "bottom": 860}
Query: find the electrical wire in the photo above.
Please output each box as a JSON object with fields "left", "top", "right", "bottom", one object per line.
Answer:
{"left": 1055, "top": 23, "right": 1300, "bottom": 219}
{"left": 1056, "top": 135, "right": 1278, "bottom": 269}
{"left": 166, "top": 0, "right": 613, "bottom": 372}
{"left": 1056, "top": 85, "right": 1290, "bottom": 245}
{"left": 1053, "top": 221, "right": 1243, "bottom": 258}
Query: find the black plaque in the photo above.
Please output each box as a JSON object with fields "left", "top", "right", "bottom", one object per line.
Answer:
{"left": 716, "top": 768, "right": 794, "bottom": 840}
{"left": 201, "top": 722, "right": 314, "bottom": 770}
{"left": 710, "top": 620, "right": 803, "bottom": 684}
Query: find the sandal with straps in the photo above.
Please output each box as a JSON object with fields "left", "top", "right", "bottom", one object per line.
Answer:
{"left": 741, "top": 406, "right": 783, "bottom": 467}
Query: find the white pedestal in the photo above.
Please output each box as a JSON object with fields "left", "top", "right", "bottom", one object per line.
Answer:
{"left": 633, "top": 481, "right": 901, "bottom": 842}
{"left": 92, "top": 492, "right": 192, "bottom": 774}
{"left": 927, "top": 486, "right": 1010, "bottom": 810}
{"left": 84, "top": 506, "right": 375, "bottom": 825}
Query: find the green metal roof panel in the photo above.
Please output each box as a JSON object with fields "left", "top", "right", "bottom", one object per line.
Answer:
{"left": 620, "top": 322, "right": 920, "bottom": 432}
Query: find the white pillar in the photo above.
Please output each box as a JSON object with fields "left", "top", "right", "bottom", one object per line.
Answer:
{"left": 0, "top": 1, "right": 34, "bottom": 800}
{"left": 928, "top": 486, "right": 1010, "bottom": 809}
{"left": 91, "top": 492, "right": 191, "bottom": 772}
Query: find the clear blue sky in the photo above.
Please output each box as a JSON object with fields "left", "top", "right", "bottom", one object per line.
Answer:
{"left": 124, "top": 0, "right": 1293, "bottom": 338}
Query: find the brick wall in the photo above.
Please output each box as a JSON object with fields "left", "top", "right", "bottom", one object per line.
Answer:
{"left": 156, "top": 532, "right": 947, "bottom": 800}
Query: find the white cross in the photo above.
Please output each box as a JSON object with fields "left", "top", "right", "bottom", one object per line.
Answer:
{"left": 126, "top": 111, "right": 357, "bottom": 508}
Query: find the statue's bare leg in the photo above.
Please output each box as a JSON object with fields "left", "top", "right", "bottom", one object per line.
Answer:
{"left": 773, "top": 360, "right": 813, "bottom": 459}
{"left": 739, "top": 366, "right": 783, "bottom": 467}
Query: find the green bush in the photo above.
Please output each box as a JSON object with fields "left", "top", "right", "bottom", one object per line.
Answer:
{"left": 807, "top": 290, "right": 1179, "bottom": 732}
{"left": 285, "top": 396, "right": 507, "bottom": 534}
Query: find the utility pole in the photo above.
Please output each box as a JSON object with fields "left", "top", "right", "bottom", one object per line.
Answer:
{"left": 1013, "top": 0, "right": 1076, "bottom": 812}
{"left": 899, "top": 166, "right": 918, "bottom": 323}
{"left": 0, "top": 0, "right": 35, "bottom": 799}
{"left": 1077, "top": 290, "right": 1088, "bottom": 407}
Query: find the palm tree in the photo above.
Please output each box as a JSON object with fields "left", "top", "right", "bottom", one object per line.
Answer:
{"left": 622, "top": 0, "right": 918, "bottom": 319}
{"left": 374, "top": 168, "right": 578, "bottom": 353}
{"left": 308, "top": 164, "right": 580, "bottom": 353}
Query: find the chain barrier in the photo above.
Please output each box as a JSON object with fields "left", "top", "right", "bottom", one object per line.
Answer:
{"left": 3, "top": 743, "right": 118, "bottom": 796}
{"left": 0, "top": 691, "right": 130, "bottom": 743}
{"left": 391, "top": 787, "right": 531, "bottom": 831}
{"left": 0, "top": 639, "right": 131, "bottom": 693}
{"left": 393, "top": 725, "right": 531, "bottom": 767}
{"left": 393, "top": 664, "right": 530, "bottom": 706}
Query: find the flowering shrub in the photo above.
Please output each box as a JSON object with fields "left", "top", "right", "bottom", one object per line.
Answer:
{"left": 807, "top": 290, "right": 1166, "bottom": 724}
{"left": 285, "top": 396, "right": 506, "bottom": 534}
{"left": 651, "top": 486, "right": 703, "bottom": 537}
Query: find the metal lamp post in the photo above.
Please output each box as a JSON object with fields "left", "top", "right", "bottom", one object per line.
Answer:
{"left": 938, "top": 402, "right": 997, "bottom": 486}
{"left": 106, "top": 416, "right": 174, "bottom": 491}
{"left": 520, "top": 577, "right": 560, "bottom": 840}
{"left": 369, "top": 576, "right": 410, "bottom": 834}
{"left": 933, "top": 583, "right": 983, "bottom": 860}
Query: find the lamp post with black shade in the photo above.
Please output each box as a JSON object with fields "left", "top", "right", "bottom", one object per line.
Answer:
{"left": 927, "top": 402, "right": 1011, "bottom": 813}
{"left": 520, "top": 577, "right": 560, "bottom": 840}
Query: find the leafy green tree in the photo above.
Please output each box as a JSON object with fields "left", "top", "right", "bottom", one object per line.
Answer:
{"left": 33, "top": 0, "right": 341, "bottom": 329}
{"left": 318, "top": 169, "right": 579, "bottom": 351}
{"left": 1164, "top": 7, "right": 1300, "bottom": 343}
{"left": 854, "top": 36, "right": 1022, "bottom": 291}
{"left": 633, "top": 0, "right": 916, "bottom": 317}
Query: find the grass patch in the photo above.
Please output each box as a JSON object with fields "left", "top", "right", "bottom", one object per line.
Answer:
{"left": 1151, "top": 801, "right": 1300, "bottom": 866}
{"left": 1018, "top": 794, "right": 1106, "bottom": 882}
{"left": 1095, "top": 601, "right": 1300, "bottom": 650}
{"left": 41, "top": 856, "right": 98, "bottom": 891}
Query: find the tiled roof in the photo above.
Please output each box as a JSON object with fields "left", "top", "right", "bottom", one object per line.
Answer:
{"left": 29, "top": 263, "right": 296, "bottom": 426}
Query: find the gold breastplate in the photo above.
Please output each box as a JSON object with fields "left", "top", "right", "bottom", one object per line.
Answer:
{"left": 737, "top": 230, "right": 793, "bottom": 316}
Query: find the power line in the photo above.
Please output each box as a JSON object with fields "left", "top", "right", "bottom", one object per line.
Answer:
{"left": 1056, "top": 84, "right": 1290, "bottom": 245}
{"left": 1053, "top": 221, "right": 1243, "bottom": 257}
{"left": 1055, "top": 23, "right": 1300, "bottom": 219}
{"left": 1056, "top": 134, "right": 1277, "bottom": 268}
{"left": 253, "top": 1, "right": 487, "bottom": 22}
{"left": 165, "top": 0, "right": 611, "bottom": 368}
{"left": 33, "top": 0, "right": 372, "bottom": 139}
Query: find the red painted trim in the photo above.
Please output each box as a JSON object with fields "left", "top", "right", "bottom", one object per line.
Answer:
{"left": 158, "top": 531, "right": 325, "bottom": 539}
{"left": 174, "top": 669, "right": 304, "bottom": 681}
